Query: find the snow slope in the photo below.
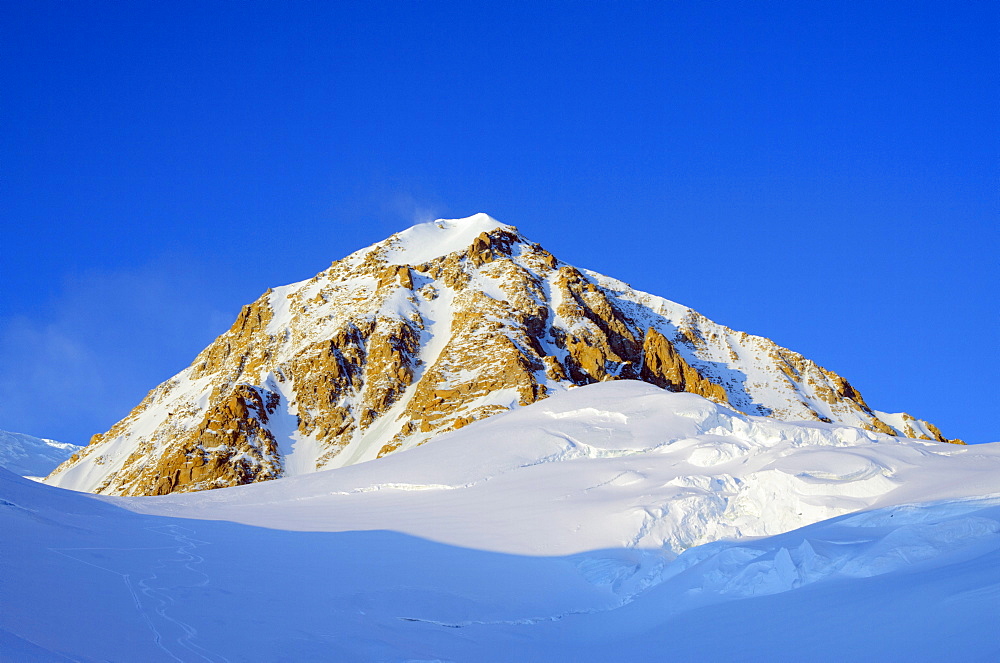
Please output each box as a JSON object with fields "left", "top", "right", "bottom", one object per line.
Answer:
{"left": 380, "top": 212, "right": 509, "bottom": 265}
{"left": 4, "top": 382, "right": 998, "bottom": 660}
{"left": 126, "top": 382, "right": 991, "bottom": 557}
{"left": 0, "top": 429, "right": 81, "bottom": 478}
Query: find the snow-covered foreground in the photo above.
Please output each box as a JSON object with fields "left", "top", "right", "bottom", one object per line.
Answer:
{"left": 4, "top": 382, "right": 1000, "bottom": 660}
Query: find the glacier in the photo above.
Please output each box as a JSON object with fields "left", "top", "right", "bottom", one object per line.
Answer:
{"left": 3, "top": 381, "right": 998, "bottom": 660}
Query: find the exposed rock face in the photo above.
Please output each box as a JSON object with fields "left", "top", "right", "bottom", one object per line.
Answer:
{"left": 640, "top": 328, "right": 728, "bottom": 403}
{"left": 46, "top": 214, "right": 963, "bottom": 496}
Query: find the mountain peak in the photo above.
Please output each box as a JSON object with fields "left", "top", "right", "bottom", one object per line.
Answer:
{"left": 381, "top": 213, "right": 518, "bottom": 266}
{"left": 46, "top": 214, "right": 960, "bottom": 496}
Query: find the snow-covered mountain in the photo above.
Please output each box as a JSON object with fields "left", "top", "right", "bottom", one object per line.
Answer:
{"left": 0, "top": 429, "right": 81, "bottom": 478}
{"left": 46, "top": 214, "right": 960, "bottom": 496}
{"left": 122, "top": 382, "right": 991, "bottom": 556}
{"left": 5, "top": 382, "right": 998, "bottom": 660}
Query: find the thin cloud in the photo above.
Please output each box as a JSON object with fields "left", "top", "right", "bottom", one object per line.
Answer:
{"left": 0, "top": 257, "right": 235, "bottom": 444}
{"left": 383, "top": 190, "right": 445, "bottom": 226}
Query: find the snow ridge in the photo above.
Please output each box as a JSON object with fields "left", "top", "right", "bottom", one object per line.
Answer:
{"left": 0, "top": 429, "right": 81, "bottom": 478}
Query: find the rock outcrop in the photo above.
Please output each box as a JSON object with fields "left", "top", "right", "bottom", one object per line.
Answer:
{"left": 46, "top": 214, "right": 962, "bottom": 496}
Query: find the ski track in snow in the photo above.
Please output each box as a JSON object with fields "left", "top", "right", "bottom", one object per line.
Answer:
{"left": 398, "top": 609, "right": 596, "bottom": 628}
{"left": 50, "top": 525, "right": 228, "bottom": 663}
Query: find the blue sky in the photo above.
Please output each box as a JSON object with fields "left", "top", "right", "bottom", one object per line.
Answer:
{"left": 2, "top": 1, "right": 997, "bottom": 444}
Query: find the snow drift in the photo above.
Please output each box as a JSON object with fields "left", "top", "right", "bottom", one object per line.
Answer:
{"left": 4, "top": 382, "right": 998, "bottom": 660}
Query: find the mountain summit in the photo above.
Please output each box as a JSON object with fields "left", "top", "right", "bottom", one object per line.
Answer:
{"left": 46, "top": 214, "right": 960, "bottom": 495}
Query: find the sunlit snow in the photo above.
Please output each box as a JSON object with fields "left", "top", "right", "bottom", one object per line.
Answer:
{"left": 381, "top": 213, "right": 511, "bottom": 266}
{"left": 4, "top": 382, "right": 999, "bottom": 660}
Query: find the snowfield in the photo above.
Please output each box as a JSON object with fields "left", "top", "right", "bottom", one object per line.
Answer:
{"left": 3, "top": 382, "right": 999, "bottom": 660}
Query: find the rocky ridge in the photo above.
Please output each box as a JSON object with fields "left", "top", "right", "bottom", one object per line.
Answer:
{"left": 46, "top": 214, "right": 962, "bottom": 496}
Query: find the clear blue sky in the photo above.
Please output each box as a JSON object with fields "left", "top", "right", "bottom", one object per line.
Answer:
{"left": 2, "top": 1, "right": 997, "bottom": 444}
